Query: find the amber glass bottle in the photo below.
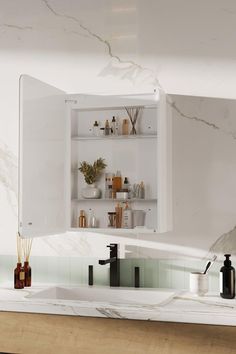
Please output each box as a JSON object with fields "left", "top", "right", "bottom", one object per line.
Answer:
{"left": 78, "top": 210, "right": 87, "bottom": 228}
{"left": 112, "top": 171, "right": 122, "bottom": 192}
{"left": 14, "top": 263, "right": 25, "bottom": 289}
{"left": 24, "top": 261, "right": 32, "bottom": 287}
{"left": 122, "top": 119, "right": 129, "bottom": 135}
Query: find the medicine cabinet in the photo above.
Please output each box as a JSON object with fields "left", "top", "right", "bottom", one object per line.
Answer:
{"left": 19, "top": 75, "right": 172, "bottom": 238}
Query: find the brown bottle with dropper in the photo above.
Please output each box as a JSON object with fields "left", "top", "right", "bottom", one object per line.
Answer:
{"left": 78, "top": 210, "right": 87, "bottom": 228}
{"left": 14, "top": 234, "right": 25, "bottom": 289}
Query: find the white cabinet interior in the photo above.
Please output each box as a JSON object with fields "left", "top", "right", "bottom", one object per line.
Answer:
{"left": 70, "top": 106, "right": 158, "bottom": 231}
{"left": 19, "top": 75, "right": 172, "bottom": 238}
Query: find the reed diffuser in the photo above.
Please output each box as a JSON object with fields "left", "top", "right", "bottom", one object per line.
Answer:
{"left": 14, "top": 233, "right": 25, "bottom": 289}
{"left": 23, "top": 238, "right": 33, "bottom": 287}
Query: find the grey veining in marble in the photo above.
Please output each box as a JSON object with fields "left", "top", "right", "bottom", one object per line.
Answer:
{"left": 41, "top": 0, "right": 160, "bottom": 88}
{"left": 1, "top": 24, "right": 33, "bottom": 31}
{"left": 41, "top": 0, "right": 236, "bottom": 139}
{"left": 169, "top": 97, "right": 236, "bottom": 140}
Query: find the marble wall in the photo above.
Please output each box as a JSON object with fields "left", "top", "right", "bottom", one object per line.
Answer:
{"left": 1, "top": 1, "right": 236, "bottom": 288}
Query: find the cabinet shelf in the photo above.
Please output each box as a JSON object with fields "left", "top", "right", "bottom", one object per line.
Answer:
{"left": 71, "top": 134, "right": 157, "bottom": 141}
{"left": 72, "top": 198, "right": 157, "bottom": 203}
{"left": 69, "top": 227, "right": 157, "bottom": 235}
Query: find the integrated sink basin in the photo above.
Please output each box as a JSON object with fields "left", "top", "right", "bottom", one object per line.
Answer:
{"left": 27, "top": 286, "right": 176, "bottom": 306}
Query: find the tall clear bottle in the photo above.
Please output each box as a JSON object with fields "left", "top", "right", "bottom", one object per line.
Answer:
{"left": 105, "top": 120, "right": 110, "bottom": 136}
{"left": 122, "top": 202, "right": 132, "bottom": 229}
{"left": 93, "top": 121, "right": 99, "bottom": 136}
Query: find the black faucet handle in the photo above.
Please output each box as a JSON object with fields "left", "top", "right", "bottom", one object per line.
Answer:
{"left": 107, "top": 243, "right": 117, "bottom": 249}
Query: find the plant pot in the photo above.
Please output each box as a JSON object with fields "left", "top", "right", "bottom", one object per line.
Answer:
{"left": 82, "top": 183, "right": 101, "bottom": 199}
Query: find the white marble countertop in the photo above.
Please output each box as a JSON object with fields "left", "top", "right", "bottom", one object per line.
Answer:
{"left": 0, "top": 283, "right": 235, "bottom": 326}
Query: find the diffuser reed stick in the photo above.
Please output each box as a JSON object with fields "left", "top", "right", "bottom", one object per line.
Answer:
{"left": 23, "top": 238, "right": 33, "bottom": 262}
{"left": 16, "top": 233, "right": 22, "bottom": 263}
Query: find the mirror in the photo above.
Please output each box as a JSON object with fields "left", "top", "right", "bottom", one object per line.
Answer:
{"left": 19, "top": 75, "right": 67, "bottom": 238}
{"left": 125, "top": 93, "right": 236, "bottom": 260}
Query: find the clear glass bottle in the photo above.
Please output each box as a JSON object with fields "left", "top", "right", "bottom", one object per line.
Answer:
{"left": 108, "top": 212, "right": 116, "bottom": 227}
{"left": 122, "top": 202, "right": 132, "bottom": 229}
{"left": 93, "top": 121, "right": 99, "bottom": 136}
{"left": 90, "top": 215, "right": 97, "bottom": 228}
{"left": 105, "top": 120, "right": 110, "bottom": 136}
{"left": 115, "top": 116, "right": 119, "bottom": 136}
{"left": 100, "top": 127, "right": 105, "bottom": 136}
{"left": 88, "top": 209, "right": 97, "bottom": 228}
{"left": 105, "top": 173, "right": 114, "bottom": 191}
{"left": 138, "top": 181, "right": 145, "bottom": 199}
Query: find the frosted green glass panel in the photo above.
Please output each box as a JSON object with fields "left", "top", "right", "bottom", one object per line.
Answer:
{"left": 0, "top": 255, "right": 223, "bottom": 292}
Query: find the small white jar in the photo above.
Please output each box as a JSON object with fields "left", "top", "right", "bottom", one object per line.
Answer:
{"left": 189, "top": 272, "right": 208, "bottom": 296}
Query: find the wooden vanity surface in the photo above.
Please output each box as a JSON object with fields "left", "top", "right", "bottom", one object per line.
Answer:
{"left": 0, "top": 312, "right": 234, "bottom": 354}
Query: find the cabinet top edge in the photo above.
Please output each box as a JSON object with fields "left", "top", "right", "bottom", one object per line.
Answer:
{"left": 65, "top": 92, "right": 161, "bottom": 110}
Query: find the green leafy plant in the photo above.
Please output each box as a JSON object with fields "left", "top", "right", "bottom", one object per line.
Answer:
{"left": 78, "top": 158, "right": 107, "bottom": 185}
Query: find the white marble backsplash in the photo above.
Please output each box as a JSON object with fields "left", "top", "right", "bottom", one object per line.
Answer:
{"left": 0, "top": 0, "right": 236, "bottom": 268}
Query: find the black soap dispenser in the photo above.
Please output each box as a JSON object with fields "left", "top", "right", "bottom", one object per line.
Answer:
{"left": 220, "top": 254, "right": 235, "bottom": 299}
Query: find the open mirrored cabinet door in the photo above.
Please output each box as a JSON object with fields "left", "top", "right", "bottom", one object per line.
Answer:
{"left": 157, "top": 90, "right": 172, "bottom": 233}
{"left": 19, "top": 75, "right": 67, "bottom": 238}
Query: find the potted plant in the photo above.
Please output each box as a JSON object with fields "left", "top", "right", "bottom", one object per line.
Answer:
{"left": 78, "top": 158, "right": 107, "bottom": 199}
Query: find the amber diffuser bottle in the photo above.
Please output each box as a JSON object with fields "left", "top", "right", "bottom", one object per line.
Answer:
{"left": 14, "top": 234, "right": 25, "bottom": 289}
{"left": 14, "top": 262, "right": 25, "bottom": 289}
{"left": 24, "top": 261, "right": 32, "bottom": 287}
{"left": 23, "top": 238, "right": 33, "bottom": 287}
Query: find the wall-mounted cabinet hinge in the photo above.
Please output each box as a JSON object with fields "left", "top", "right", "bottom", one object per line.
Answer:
{"left": 65, "top": 99, "right": 78, "bottom": 104}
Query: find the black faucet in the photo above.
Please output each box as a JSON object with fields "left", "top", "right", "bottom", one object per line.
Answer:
{"left": 99, "top": 243, "right": 120, "bottom": 287}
